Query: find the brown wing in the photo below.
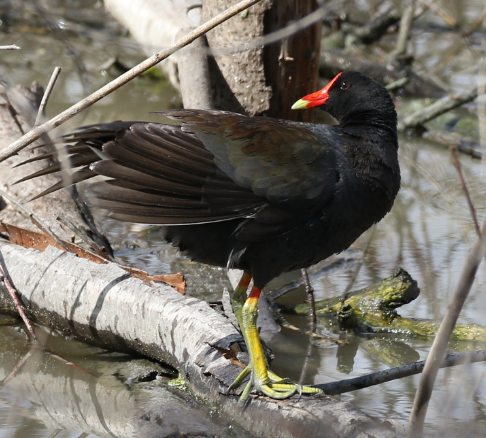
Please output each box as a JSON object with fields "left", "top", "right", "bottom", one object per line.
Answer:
{"left": 17, "top": 110, "right": 339, "bottom": 239}
{"left": 158, "top": 109, "right": 339, "bottom": 205}
{"left": 17, "top": 121, "right": 266, "bottom": 225}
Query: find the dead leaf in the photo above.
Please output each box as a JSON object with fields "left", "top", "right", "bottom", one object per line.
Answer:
{"left": 0, "top": 222, "right": 186, "bottom": 294}
{"left": 211, "top": 342, "right": 246, "bottom": 368}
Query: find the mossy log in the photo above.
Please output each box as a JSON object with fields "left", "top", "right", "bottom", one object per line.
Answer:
{"left": 282, "top": 268, "right": 486, "bottom": 342}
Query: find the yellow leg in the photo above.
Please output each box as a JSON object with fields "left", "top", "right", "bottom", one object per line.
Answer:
{"left": 229, "top": 273, "right": 322, "bottom": 404}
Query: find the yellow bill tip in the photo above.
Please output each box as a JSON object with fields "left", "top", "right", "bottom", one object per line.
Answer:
{"left": 291, "top": 99, "right": 309, "bottom": 110}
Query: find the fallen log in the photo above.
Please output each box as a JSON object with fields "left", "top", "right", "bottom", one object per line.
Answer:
{"left": 0, "top": 239, "right": 396, "bottom": 438}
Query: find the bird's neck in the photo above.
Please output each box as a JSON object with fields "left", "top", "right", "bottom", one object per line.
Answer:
{"left": 337, "top": 109, "right": 400, "bottom": 201}
{"left": 339, "top": 109, "right": 398, "bottom": 147}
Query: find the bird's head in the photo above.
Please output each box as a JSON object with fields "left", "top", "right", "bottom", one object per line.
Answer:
{"left": 292, "top": 71, "right": 396, "bottom": 126}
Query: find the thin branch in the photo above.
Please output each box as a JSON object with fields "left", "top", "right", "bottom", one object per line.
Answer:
{"left": 408, "top": 215, "right": 486, "bottom": 438}
{"left": 343, "top": 225, "right": 376, "bottom": 296}
{"left": 298, "top": 268, "right": 317, "bottom": 388}
{"left": 347, "top": 3, "right": 401, "bottom": 46}
{"left": 113, "top": 1, "right": 344, "bottom": 60}
{"left": 385, "top": 76, "right": 410, "bottom": 92}
{"left": 0, "top": 266, "right": 37, "bottom": 342}
{"left": 0, "top": 0, "right": 265, "bottom": 163}
{"left": 57, "top": 213, "right": 114, "bottom": 261}
{"left": 301, "top": 268, "right": 317, "bottom": 328}
{"left": 417, "top": 0, "right": 467, "bottom": 36}
{"left": 398, "top": 85, "right": 479, "bottom": 132}
{"left": 35, "top": 66, "right": 61, "bottom": 126}
{"left": 450, "top": 146, "right": 481, "bottom": 236}
{"left": 33, "top": 66, "right": 74, "bottom": 192}
{"left": 267, "top": 254, "right": 359, "bottom": 301}
{"left": 44, "top": 349, "right": 95, "bottom": 376}
{"left": 28, "top": 0, "right": 89, "bottom": 95}
{"left": 0, "top": 187, "right": 71, "bottom": 252}
{"left": 390, "top": 0, "right": 415, "bottom": 59}
{"left": 0, "top": 45, "right": 21, "bottom": 50}
{"left": 466, "top": 4, "right": 486, "bottom": 36}
{"left": 298, "top": 337, "right": 314, "bottom": 388}
{"left": 0, "top": 349, "right": 34, "bottom": 388}
{"left": 422, "top": 132, "right": 481, "bottom": 159}
{"left": 478, "top": 55, "right": 486, "bottom": 176}
{"left": 313, "top": 350, "right": 486, "bottom": 395}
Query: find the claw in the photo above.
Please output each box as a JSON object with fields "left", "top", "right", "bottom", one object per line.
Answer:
{"left": 228, "top": 365, "right": 251, "bottom": 394}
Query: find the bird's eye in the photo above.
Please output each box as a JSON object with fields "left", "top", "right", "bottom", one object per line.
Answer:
{"left": 340, "top": 81, "right": 350, "bottom": 90}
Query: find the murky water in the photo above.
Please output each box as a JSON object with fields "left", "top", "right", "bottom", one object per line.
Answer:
{"left": 1, "top": 0, "right": 486, "bottom": 437}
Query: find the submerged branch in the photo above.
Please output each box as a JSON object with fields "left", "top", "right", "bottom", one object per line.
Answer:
{"left": 314, "top": 350, "right": 486, "bottom": 395}
{"left": 281, "top": 268, "right": 486, "bottom": 341}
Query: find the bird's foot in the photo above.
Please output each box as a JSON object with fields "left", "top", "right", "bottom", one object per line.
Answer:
{"left": 228, "top": 365, "right": 322, "bottom": 405}
{"left": 229, "top": 276, "right": 321, "bottom": 405}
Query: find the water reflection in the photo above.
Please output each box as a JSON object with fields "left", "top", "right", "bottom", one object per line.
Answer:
{"left": 0, "top": 326, "right": 252, "bottom": 438}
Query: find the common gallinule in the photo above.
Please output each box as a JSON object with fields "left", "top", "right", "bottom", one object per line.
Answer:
{"left": 18, "top": 71, "right": 400, "bottom": 401}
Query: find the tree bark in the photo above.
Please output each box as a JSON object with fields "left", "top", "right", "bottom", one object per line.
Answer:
{"left": 263, "top": 0, "right": 322, "bottom": 121}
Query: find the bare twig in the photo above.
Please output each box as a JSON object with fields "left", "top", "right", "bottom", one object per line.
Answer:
{"left": 35, "top": 66, "right": 61, "bottom": 126}
{"left": 466, "top": 4, "right": 486, "bottom": 36}
{"left": 0, "top": 0, "right": 265, "bottom": 163}
{"left": 313, "top": 350, "right": 486, "bottom": 395}
{"left": 57, "top": 213, "right": 114, "bottom": 261}
{"left": 390, "top": 0, "right": 415, "bottom": 59}
{"left": 398, "top": 85, "right": 479, "bottom": 132}
{"left": 44, "top": 349, "right": 95, "bottom": 376}
{"left": 28, "top": 0, "right": 89, "bottom": 94}
{"left": 280, "top": 320, "right": 344, "bottom": 344}
{"left": 0, "top": 266, "right": 37, "bottom": 342}
{"left": 385, "top": 76, "right": 410, "bottom": 92}
{"left": 0, "top": 45, "right": 21, "bottom": 50}
{"left": 0, "top": 188, "right": 71, "bottom": 252}
{"left": 343, "top": 225, "right": 376, "bottom": 296}
{"left": 0, "top": 349, "right": 34, "bottom": 388}
{"left": 301, "top": 268, "right": 317, "bottom": 329}
{"left": 450, "top": 146, "right": 481, "bottom": 236}
{"left": 298, "top": 268, "right": 317, "bottom": 388}
{"left": 422, "top": 131, "right": 481, "bottom": 159}
{"left": 346, "top": 2, "right": 401, "bottom": 46}
{"left": 33, "top": 66, "right": 74, "bottom": 191}
{"left": 70, "top": 186, "right": 114, "bottom": 259}
{"left": 408, "top": 215, "right": 486, "bottom": 438}
{"left": 417, "top": 0, "right": 467, "bottom": 36}
{"left": 479, "top": 55, "right": 486, "bottom": 176}
{"left": 297, "top": 337, "right": 314, "bottom": 388}
{"left": 267, "top": 254, "right": 360, "bottom": 301}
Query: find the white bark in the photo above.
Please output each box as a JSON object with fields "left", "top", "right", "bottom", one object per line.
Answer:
{"left": 0, "top": 240, "right": 396, "bottom": 438}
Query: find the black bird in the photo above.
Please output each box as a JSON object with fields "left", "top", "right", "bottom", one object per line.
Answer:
{"left": 18, "top": 71, "right": 400, "bottom": 401}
